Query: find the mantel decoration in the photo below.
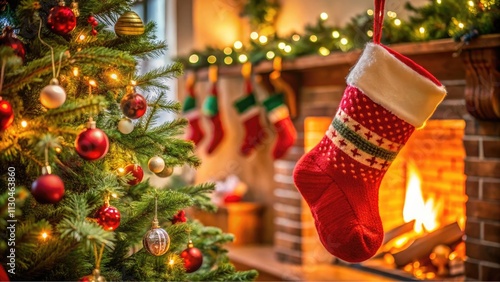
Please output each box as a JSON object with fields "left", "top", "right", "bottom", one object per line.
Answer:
{"left": 179, "top": 0, "right": 500, "bottom": 69}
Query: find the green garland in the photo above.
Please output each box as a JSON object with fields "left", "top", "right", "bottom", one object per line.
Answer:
{"left": 179, "top": 0, "right": 500, "bottom": 70}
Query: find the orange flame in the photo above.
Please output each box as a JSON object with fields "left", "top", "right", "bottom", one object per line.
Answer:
{"left": 402, "top": 162, "right": 441, "bottom": 234}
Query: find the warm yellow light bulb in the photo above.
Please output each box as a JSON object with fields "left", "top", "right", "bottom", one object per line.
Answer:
{"left": 284, "top": 45, "right": 292, "bottom": 53}
{"left": 238, "top": 54, "right": 248, "bottom": 63}
{"left": 169, "top": 259, "right": 175, "bottom": 266}
{"left": 233, "top": 41, "right": 243, "bottom": 49}
{"left": 367, "top": 9, "right": 374, "bottom": 16}
{"left": 394, "top": 19, "right": 402, "bottom": 26}
{"left": 266, "top": 51, "right": 275, "bottom": 60}
{"left": 111, "top": 193, "right": 118, "bottom": 198}
{"left": 250, "top": 32, "right": 259, "bottom": 40}
{"left": 224, "top": 56, "right": 233, "bottom": 65}
{"left": 319, "top": 47, "right": 330, "bottom": 56}
{"left": 367, "top": 30, "right": 374, "bottom": 37}
{"left": 207, "top": 55, "right": 217, "bottom": 64}
{"left": 21, "top": 120, "right": 28, "bottom": 128}
{"left": 320, "top": 12, "right": 328, "bottom": 21}
{"left": 292, "top": 34, "right": 300, "bottom": 41}
{"left": 468, "top": 0, "right": 474, "bottom": 6}
{"left": 130, "top": 80, "right": 137, "bottom": 86}
{"left": 332, "top": 31, "right": 340, "bottom": 38}
{"left": 55, "top": 147, "right": 62, "bottom": 153}
{"left": 419, "top": 27, "right": 425, "bottom": 34}
{"left": 117, "top": 167, "right": 125, "bottom": 174}
{"left": 79, "top": 34, "right": 85, "bottom": 41}
{"left": 189, "top": 54, "right": 199, "bottom": 64}
{"left": 278, "top": 42, "right": 286, "bottom": 49}
{"left": 340, "top": 38, "right": 348, "bottom": 45}
{"left": 41, "top": 232, "right": 48, "bottom": 240}
{"left": 89, "top": 80, "right": 97, "bottom": 87}
{"left": 436, "top": 0, "right": 441, "bottom": 4}
{"left": 223, "top": 47, "right": 232, "bottom": 55}
{"left": 72, "top": 67, "right": 79, "bottom": 77}
{"left": 259, "top": 35, "right": 268, "bottom": 44}
{"left": 458, "top": 22, "right": 465, "bottom": 29}
{"left": 309, "top": 35, "right": 318, "bottom": 42}
{"left": 110, "top": 73, "right": 118, "bottom": 80}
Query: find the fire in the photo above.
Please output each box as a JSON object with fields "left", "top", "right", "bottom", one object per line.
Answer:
{"left": 402, "top": 162, "right": 441, "bottom": 234}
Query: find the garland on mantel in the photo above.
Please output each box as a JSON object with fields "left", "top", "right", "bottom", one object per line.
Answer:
{"left": 178, "top": 0, "right": 500, "bottom": 70}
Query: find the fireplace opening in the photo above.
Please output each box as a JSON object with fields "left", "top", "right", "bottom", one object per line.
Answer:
{"left": 304, "top": 117, "right": 467, "bottom": 280}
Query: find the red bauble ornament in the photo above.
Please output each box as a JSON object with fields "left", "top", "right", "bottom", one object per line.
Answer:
{"left": 75, "top": 119, "right": 109, "bottom": 161}
{"left": 180, "top": 240, "right": 203, "bottom": 273}
{"left": 31, "top": 172, "right": 65, "bottom": 204}
{"left": 122, "top": 164, "right": 144, "bottom": 186}
{"left": 0, "top": 97, "right": 14, "bottom": 131}
{"left": 96, "top": 203, "right": 120, "bottom": 231}
{"left": 47, "top": 5, "right": 77, "bottom": 35}
{"left": 171, "top": 210, "right": 186, "bottom": 224}
{"left": 0, "top": 27, "right": 26, "bottom": 62}
{"left": 120, "top": 92, "right": 147, "bottom": 119}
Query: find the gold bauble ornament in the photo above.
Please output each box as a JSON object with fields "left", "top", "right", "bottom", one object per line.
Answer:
{"left": 148, "top": 156, "right": 165, "bottom": 173}
{"left": 114, "top": 11, "right": 144, "bottom": 36}
{"left": 155, "top": 166, "right": 173, "bottom": 178}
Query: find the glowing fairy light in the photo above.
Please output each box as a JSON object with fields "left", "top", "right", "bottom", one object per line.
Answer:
{"left": 72, "top": 67, "right": 79, "bottom": 76}
{"left": 266, "top": 51, "right": 275, "bottom": 60}
{"left": 21, "top": 120, "right": 28, "bottom": 128}
{"left": 332, "top": 30, "right": 340, "bottom": 38}
{"left": 189, "top": 54, "right": 199, "bottom": 64}
{"left": 320, "top": 12, "right": 328, "bottom": 21}
{"left": 250, "top": 32, "right": 259, "bottom": 40}
{"left": 284, "top": 45, "right": 292, "bottom": 53}
{"left": 458, "top": 22, "right": 465, "bottom": 29}
{"left": 207, "top": 55, "right": 217, "bottom": 64}
{"left": 319, "top": 47, "right": 330, "bottom": 56}
{"left": 233, "top": 41, "right": 243, "bottom": 49}
{"left": 292, "top": 34, "right": 300, "bottom": 41}
{"left": 238, "top": 54, "right": 248, "bottom": 63}
{"left": 367, "top": 9, "right": 374, "bottom": 16}
{"left": 224, "top": 56, "right": 233, "bottom": 65}
{"left": 394, "top": 19, "right": 402, "bottom": 26}
{"left": 110, "top": 73, "right": 118, "bottom": 80}
{"left": 278, "top": 42, "right": 286, "bottom": 49}
{"left": 309, "top": 35, "right": 317, "bottom": 42}
{"left": 223, "top": 47, "right": 232, "bottom": 55}
{"left": 340, "top": 38, "right": 348, "bottom": 45}
{"left": 367, "top": 30, "right": 373, "bottom": 37}
{"left": 419, "top": 27, "right": 426, "bottom": 34}
{"left": 259, "top": 35, "right": 268, "bottom": 44}
{"left": 88, "top": 80, "right": 97, "bottom": 87}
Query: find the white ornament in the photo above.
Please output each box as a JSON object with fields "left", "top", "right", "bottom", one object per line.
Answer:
{"left": 40, "top": 78, "right": 66, "bottom": 109}
{"left": 148, "top": 156, "right": 165, "bottom": 173}
{"left": 118, "top": 117, "right": 134, "bottom": 134}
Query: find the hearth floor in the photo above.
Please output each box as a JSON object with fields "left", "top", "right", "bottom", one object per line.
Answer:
{"left": 227, "top": 245, "right": 394, "bottom": 281}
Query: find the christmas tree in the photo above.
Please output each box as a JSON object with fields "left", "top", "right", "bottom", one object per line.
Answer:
{"left": 0, "top": 0, "right": 257, "bottom": 281}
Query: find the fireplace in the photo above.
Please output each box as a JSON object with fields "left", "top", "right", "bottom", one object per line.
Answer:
{"left": 269, "top": 35, "right": 500, "bottom": 281}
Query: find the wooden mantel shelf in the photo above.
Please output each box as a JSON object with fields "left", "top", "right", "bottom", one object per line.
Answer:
{"left": 194, "top": 34, "right": 500, "bottom": 78}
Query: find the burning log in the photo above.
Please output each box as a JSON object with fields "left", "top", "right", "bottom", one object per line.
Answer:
{"left": 383, "top": 220, "right": 416, "bottom": 245}
{"left": 392, "top": 222, "right": 463, "bottom": 267}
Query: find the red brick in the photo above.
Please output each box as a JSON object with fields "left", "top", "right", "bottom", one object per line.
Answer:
{"left": 484, "top": 222, "right": 500, "bottom": 244}
{"left": 465, "top": 159, "right": 500, "bottom": 178}
{"left": 466, "top": 200, "right": 500, "bottom": 220}
{"left": 465, "top": 118, "right": 478, "bottom": 135}
{"left": 477, "top": 121, "right": 500, "bottom": 136}
{"left": 483, "top": 139, "right": 500, "bottom": 158}
{"left": 483, "top": 179, "right": 500, "bottom": 202}
{"left": 465, "top": 260, "right": 480, "bottom": 280}
{"left": 463, "top": 138, "right": 480, "bottom": 157}
{"left": 465, "top": 240, "right": 500, "bottom": 264}
{"left": 466, "top": 179, "right": 480, "bottom": 199}
{"left": 465, "top": 220, "right": 481, "bottom": 239}
{"left": 480, "top": 264, "right": 500, "bottom": 281}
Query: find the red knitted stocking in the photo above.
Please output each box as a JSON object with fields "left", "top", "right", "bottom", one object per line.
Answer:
{"left": 182, "top": 83, "right": 204, "bottom": 145}
{"left": 203, "top": 84, "right": 225, "bottom": 154}
{"left": 263, "top": 94, "right": 296, "bottom": 159}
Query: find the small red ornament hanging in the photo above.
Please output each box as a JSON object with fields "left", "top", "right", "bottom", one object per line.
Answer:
{"left": 47, "top": 1, "right": 77, "bottom": 36}
{"left": 171, "top": 210, "right": 186, "bottom": 224}
{"left": 0, "top": 26, "right": 26, "bottom": 62}
{"left": 31, "top": 166, "right": 65, "bottom": 204}
{"left": 96, "top": 203, "right": 120, "bottom": 231}
{"left": 79, "top": 268, "right": 105, "bottom": 282}
{"left": 180, "top": 240, "right": 203, "bottom": 273}
{"left": 122, "top": 164, "right": 144, "bottom": 186}
{"left": 88, "top": 15, "right": 98, "bottom": 36}
{"left": 75, "top": 118, "right": 109, "bottom": 161}
{"left": 0, "top": 97, "right": 14, "bottom": 131}
{"left": 120, "top": 88, "right": 147, "bottom": 119}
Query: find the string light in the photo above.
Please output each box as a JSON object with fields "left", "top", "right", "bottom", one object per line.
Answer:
{"left": 238, "top": 54, "right": 248, "bottom": 63}
{"left": 367, "top": 30, "right": 373, "bottom": 37}
{"left": 436, "top": 0, "right": 441, "bottom": 4}
{"left": 111, "top": 193, "right": 118, "bottom": 198}
{"left": 320, "top": 12, "right": 328, "bottom": 21}
{"left": 79, "top": 34, "right": 85, "bottom": 41}
{"left": 309, "top": 35, "right": 318, "bottom": 42}
{"left": 258, "top": 35, "right": 268, "bottom": 44}
{"left": 224, "top": 56, "right": 233, "bottom": 65}
{"left": 250, "top": 32, "right": 259, "bottom": 40}
{"left": 223, "top": 47, "right": 232, "bottom": 55}
{"left": 55, "top": 147, "right": 62, "bottom": 153}
{"left": 40, "top": 231, "right": 49, "bottom": 241}
{"left": 21, "top": 120, "right": 28, "bottom": 128}
{"left": 387, "top": 11, "right": 397, "bottom": 18}
{"left": 233, "top": 41, "right": 243, "bottom": 49}
{"left": 88, "top": 80, "right": 97, "bottom": 87}
{"left": 394, "top": 19, "right": 402, "bottom": 26}
{"left": 419, "top": 27, "right": 426, "bottom": 34}
{"left": 207, "top": 55, "right": 217, "bottom": 64}
{"left": 110, "top": 73, "right": 118, "bottom": 80}
{"left": 266, "top": 51, "right": 275, "bottom": 60}
{"left": 332, "top": 30, "right": 340, "bottom": 38}
{"left": 284, "top": 45, "right": 292, "bottom": 53}
{"left": 340, "top": 38, "right": 348, "bottom": 45}
{"left": 319, "top": 47, "right": 330, "bottom": 56}
{"left": 130, "top": 80, "right": 137, "bottom": 86}
{"left": 72, "top": 67, "right": 79, "bottom": 77}
{"left": 468, "top": 0, "right": 474, "bottom": 6}
{"left": 458, "top": 22, "right": 465, "bottom": 29}
{"left": 292, "top": 34, "right": 300, "bottom": 41}
{"left": 278, "top": 42, "right": 286, "bottom": 49}
{"left": 367, "top": 9, "right": 374, "bottom": 16}
{"left": 117, "top": 167, "right": 125, "bottom": 174}
{"left": 189, "top": 54, "right": 199, "bottom": 64}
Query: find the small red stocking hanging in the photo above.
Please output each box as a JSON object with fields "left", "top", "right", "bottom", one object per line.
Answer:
{"left": 233, "top": 79, "right": 267, "bottom": 156}
{"left": 293, "top": 0, "right": 446, "bottom": 263}
{"left": 182, "top": 80, "right": 204, "bottom": 145}
{"left": 263, "top": 93, "right": 296, "bottom": 159}
{"left": 203, "top": 83, "right": 225, "bottom": 154}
